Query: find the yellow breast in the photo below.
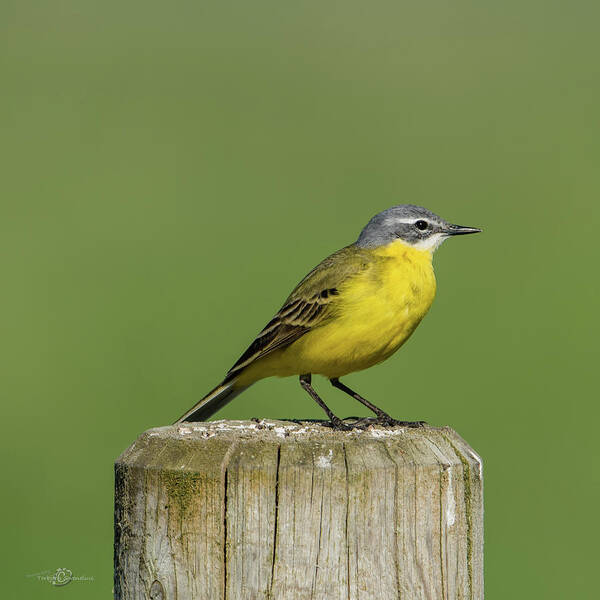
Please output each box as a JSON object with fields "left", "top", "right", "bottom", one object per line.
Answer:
{"left": 314, "top": 240, "right": 437, "bottom": 375}
{"left": 245, "top": 240, "right": 437, "bottom": 382}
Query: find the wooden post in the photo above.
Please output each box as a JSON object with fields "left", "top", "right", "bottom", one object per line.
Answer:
{"left": 114, "top": 420, "right": 483, "bottom": 599}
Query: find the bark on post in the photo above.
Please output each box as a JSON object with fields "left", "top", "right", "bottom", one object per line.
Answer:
{"left": 114, "top": 420, "right": 483, "bottom": 599}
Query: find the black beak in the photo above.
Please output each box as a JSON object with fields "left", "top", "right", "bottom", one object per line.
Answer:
{"left": 446, "top": 224, "right": 482, "bottom": 236}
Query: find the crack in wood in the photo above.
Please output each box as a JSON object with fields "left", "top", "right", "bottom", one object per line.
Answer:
{"left": 221, "top": 440, "right": 239, "bottom": 600}
{"left": 342, "top": 442, "right": 351, "bottom": 600}
{"left": 268, "top": 443, "right": 282, "bottom": 599}
{"left": 311, "top": 460, "right": 325, "bottom": 600}
{"left": 223, "top": 466, "right": 228, "bottom": 600}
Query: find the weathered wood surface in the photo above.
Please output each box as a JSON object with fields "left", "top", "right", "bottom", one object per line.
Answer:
{"left": 114, "top": 420, "right": 483, "bottom": 599}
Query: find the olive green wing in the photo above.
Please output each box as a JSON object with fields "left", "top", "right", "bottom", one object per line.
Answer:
{"left": 223, "top": 245, "right": 372, "bottom": 382}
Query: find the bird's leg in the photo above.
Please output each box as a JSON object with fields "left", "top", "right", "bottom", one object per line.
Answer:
{"left": 299, "top": 374, "right": 351, "bottom": 431}
{"left": 329, "top": 377, "right": 393, "bottom": 420}
{"left": 330, "top": 377, "right": 426, "bottom": 428}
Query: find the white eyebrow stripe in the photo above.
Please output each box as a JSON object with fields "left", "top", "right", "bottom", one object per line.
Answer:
{"left": 386, "top": 217, "right": 424, "bottom": 225}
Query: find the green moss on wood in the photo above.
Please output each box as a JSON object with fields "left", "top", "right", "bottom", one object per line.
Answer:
{"left": 163, "top": 470, "right": 202, "bottom": 515}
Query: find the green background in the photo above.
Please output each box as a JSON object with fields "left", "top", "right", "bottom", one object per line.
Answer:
{"left": 2, "top": 1, "right": 598, "bottom": 597}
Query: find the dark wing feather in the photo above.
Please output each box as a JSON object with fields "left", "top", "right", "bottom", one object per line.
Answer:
{"left": 223, "top": 297, "right": 328, "bottom": 381}
{"left": 223, "top": 245, "right": 373, "bottom": 382}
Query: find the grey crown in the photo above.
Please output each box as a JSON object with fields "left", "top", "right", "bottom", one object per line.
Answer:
{"left": 356, "top": 205, "right": 450, "bottom": 248}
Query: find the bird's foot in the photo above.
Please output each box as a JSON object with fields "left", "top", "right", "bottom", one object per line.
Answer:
{"left": 375, "top": 417, "right": 427, "bottom": 428}
{"left": 322, "top": 416, "right": 373, "bottom": 431}
{"left": 345, "top": 417, "right": 375, "bottom": 430}
{"left": 328, "top": 417, "right": 354, "bottom": 431}
{"left": 322, "top": 416, "right": 427, "bottom": 430}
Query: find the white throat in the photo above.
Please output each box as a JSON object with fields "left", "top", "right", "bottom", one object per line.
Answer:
{"left": 410, "top": 232, "right": 448, "bottom": 252}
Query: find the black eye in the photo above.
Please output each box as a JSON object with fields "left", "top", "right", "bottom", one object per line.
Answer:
{"left": 415, "top": 220, "right": 428, "bottom": 231}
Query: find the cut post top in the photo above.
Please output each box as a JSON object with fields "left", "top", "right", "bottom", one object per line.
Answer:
{"left": 116, "top": 419, "right": 482, "bottom": 477}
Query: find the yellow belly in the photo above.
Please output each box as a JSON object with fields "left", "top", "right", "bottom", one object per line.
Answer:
{"left": 238, "top": 241, "right": 436, "bottom": 384}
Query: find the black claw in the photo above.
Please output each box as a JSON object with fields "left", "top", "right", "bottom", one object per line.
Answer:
{"left": 320, "top": 417, "right": 367, "bottom": 431}
{"left": 330, "top": 418, "right": 353, "bottom": 431}
{"left": 371, "top": 417, "right": 427, "bottom": 428}
{"left": 395, "top": 420, "right": 427, "bottom": 428}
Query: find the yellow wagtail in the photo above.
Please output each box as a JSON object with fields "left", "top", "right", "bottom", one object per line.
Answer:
{"left": 176, "top": 205, "right": 481, "bottom": 429}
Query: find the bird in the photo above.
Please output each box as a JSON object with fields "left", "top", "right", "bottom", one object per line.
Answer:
{"left": 176, "top": 205, "right": 481, "bottom": 429}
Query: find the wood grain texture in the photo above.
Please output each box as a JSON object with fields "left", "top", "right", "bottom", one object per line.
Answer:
{"left": 114, "top": 420, "right": 483, "bottom": 600}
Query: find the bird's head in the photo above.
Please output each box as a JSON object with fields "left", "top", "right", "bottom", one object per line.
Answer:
{"left": 356, "top": 205, "right": 481, "bottom": 252}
